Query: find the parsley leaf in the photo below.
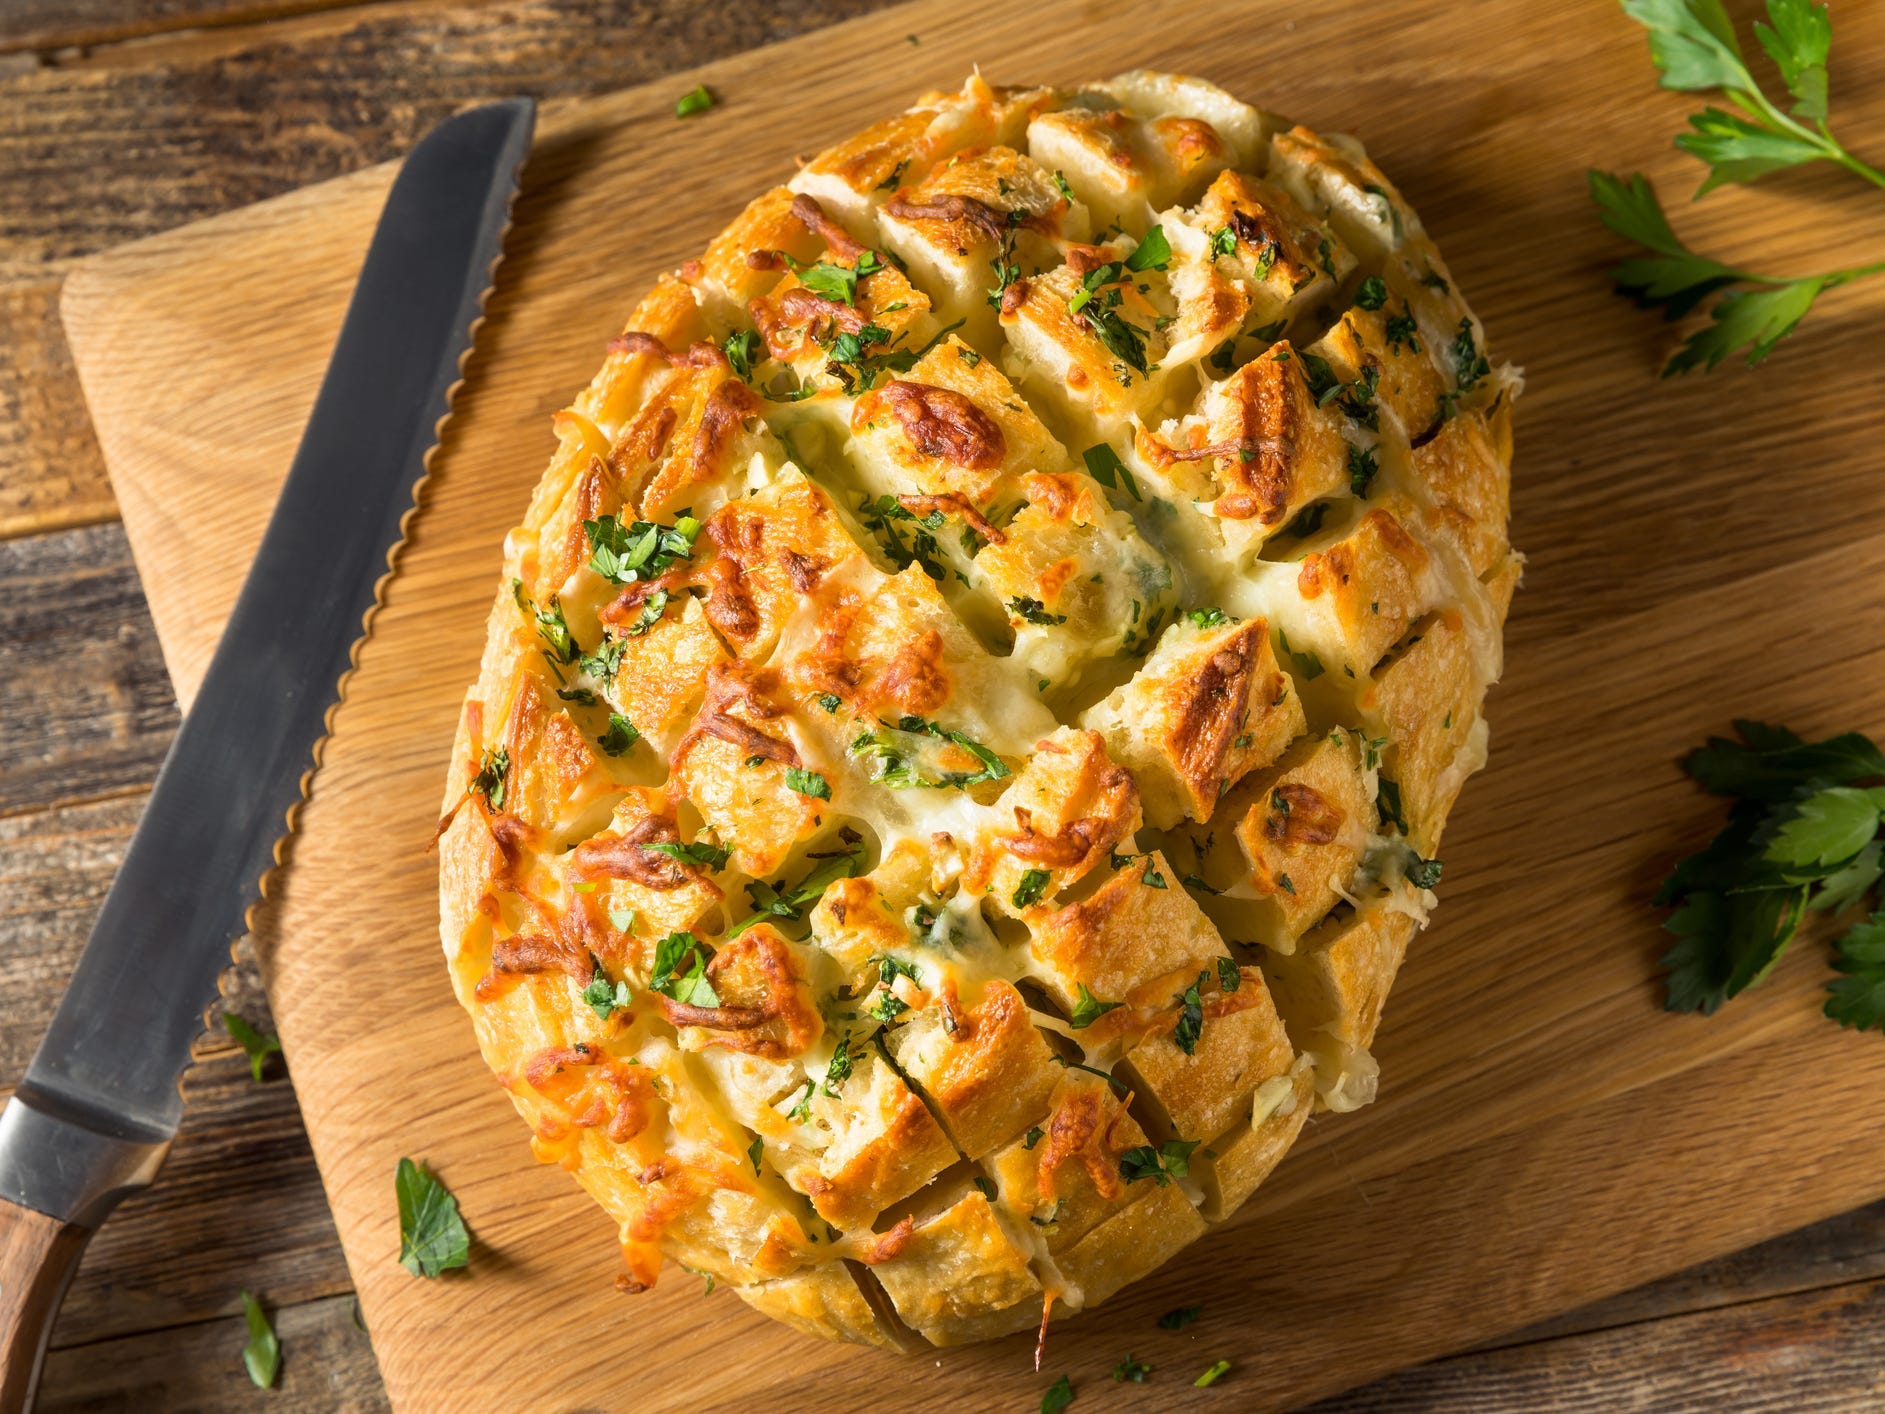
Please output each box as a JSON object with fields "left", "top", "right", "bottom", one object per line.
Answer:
{"left": 584, "top": 513, "right": 701, "bottom": 585}
{"left": 1126, "top": 225, "right": 1172, "bottom": 271}
{"left": 822, "top": 1032, "right": 855, "bottom": 1096}
{"left": 1659, "top": 720, "right": 1885, "bottom": 1022}
{"left": 582, "top": 962, "right": 634, "bottom": 1021}
{"left": 1826, "top": 905, "right": 1885, "bottom": 1032}
{"left": 1113, "top": 1353, "right": 1152, "bottom": 1383}
{"left": 396, "top": 1157, "right": 471, "bottom": 1278}
{"left": 1042, "top": 1374, "right": 1075, "bottom": 1414}
{"left": 1158, "top": 1305, "right": 1201, "bottom": 1329}
{"left": 674, "top": 84, "right": 714, "bottom": 118}
{"left": 1118, "top": 1137, "right": 1200, "bottom": 1186}
{"left": 239, "top": 1291, "right": 280, "bottom": 1389}
{"left": 1082, "top": 443, "right": 1142, "bottom": 501}
{"left": 786, "top": 767, "right": 832, "bottom": 800}
{"left": 1009, "top": 595, "right": 1067, "bottom": 626}
{"left": 722, "top": 328, "right": 763, "bottom": 380}
{"left": 650, "top": 931, "right": 720, "bottom": 1007}
{"left": 1195, "top": 1359, "right": 1232, "bottom": 1388}
{"left": 1013, "top": 868, "right": 1051, "bottom": 910}
{"left": 728, "top": 837, "right": 866, "bottom": 938}
{"left": 1172, "top": 971, "right": 1207, "bottom": 1055}
{"left": 224, "top": 1011, "right": 281, "bottom": 1083}
{"left": 469, "top": 746, "right": 509, "bottom": 811}
{"left": 1766, "top": 787, "right": 1881, "bottom": 868}
{"left": 1355, "top": 274, "right": 1389, "bottom": 310}
{"left": 1593, "top": 2, "right": 1885, "bottom": 374}
{"left": 643, "top": 839, "right": 731, "bottom": 870}
{"left": 596, "top": 713, "right": 640, "bottom": 756}
{"left": 1070, "top": 984, "right": 1123, "bottom": 1029}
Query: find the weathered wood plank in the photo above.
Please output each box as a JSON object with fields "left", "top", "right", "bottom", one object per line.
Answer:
{"left": 1491, "top": 1196, "right": 1885, "bottom": 1352}
{"left": 0, "top": 0, "right": 379, "bottom": 57}
{"left": 0, "top": 281, "right": 116, "bottom": 538}
{"left": 46, "top": 1041, "right": 356, "bottom": 1349}
{"left": 1310, "top": 1278, "right": 1885, "bottom": 1411}
{"left": 39, "top": 1294, "right": 387, "bottom": 1412}
{"left": 0, "top": 0, "right": 902, "bottom": 277}
{"left": 0, "top": 791, "right": 353, "bottom": 1349}
{"left": 0, "top": 524, "right": 178, "bottom": 813}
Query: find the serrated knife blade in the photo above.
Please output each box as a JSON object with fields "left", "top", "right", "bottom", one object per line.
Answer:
{"left": 0, "top": 97, "right": 535, "bottom": 1409}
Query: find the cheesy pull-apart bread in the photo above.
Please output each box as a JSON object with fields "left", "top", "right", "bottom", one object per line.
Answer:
{"left": 439, "top": 71, "right": 1518, "bottom": 1349}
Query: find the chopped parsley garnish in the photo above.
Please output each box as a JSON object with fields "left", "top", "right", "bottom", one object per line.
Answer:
{"left": 1187, "top": 607, "right": 1228, "bottom": 629}
{"left": 470, "top": 745, "right": 510, "bottom": 811}
{"left": 582, "top": 960, "right": 633, "bottom": 1020}
{"left": 1069, "top": 984, "right": 1123, "bottom": 1029}
{"left": 858, "top": 493, "right": 950, "bottom": 583}
{"left": 643, "top": 839, "right": 732, "bottom": 870}
{"left": 674, "top": 84, "right": 714, "bottom": 118}
{"left": 396, "top": 1156, "right": 470, "bottom": 1278}
{"left": 776, "top": 248, "right": 886, "bottom": 307}
{"left": 1172, "top": 970, "right": 1207, "bottom": 1055}
{"left": 240, "top": 1291, "right": 280, "bottom": 1389}
{"left": 650, "top": 931, "right": 720, "bottom": 1007}
{"left": 1208, "top": 224, "right": 1238, "bottom": 260}
{"left": 1082, "top": 443, "right": 1142, "bottom": 500}
{"left": 985, "top": 208, "right": 1028, "bottom": 310}
{"left": 1013, "top": 868, "right": 1052, "bottom": 910}
{"left": 1041, "top": 1373, "right": 1075, "bottom": 1414}
{"left": 1216, "top": 956, "right": 1241, "bottom": 992}
{"left": 1009, "top": 595, "right": 1067, "bottom": 626}
{"left": 722, "top": 328, "right": 763, "bottom": 380}
{"left": 1066, "top": 242, "right": 1162, "bottom": 374}
{"left": 1023, "top": 1125, "right": 1045, "bottom": 1150}
{"left": 596, "top": 713, "right": 640, "bottom": 756}
{"left": 1377, "top": 777, "right": 1408, "bottom": 833}
{"left": 1450, "top": 317, "right": 1490, "bottom": 392}
{"left": 1119, "top": 1137, "right": 1200, "bottom": 1186}
{"left": 848, "top": 714, "right": 1011, "bottom": 790}
{"left": 1406, "top": 854, "right": 1444, "bottom": 890}
{"left": 1158, "top": 1305, "right": 1201, "bottom": 1330}
{"left": 1113, "top": 1353, "right": 1151, "bottom": 1383}
{"left": 1355, "top": 275, "right": 1389, "bottom": 310}
{"left": 816, "top": 692, "right": 843, "bottom": 713}
{"left": 515, "top": 583, "right": 579, "bottom": 663}
{"left": 224, "top": 1012, "right": 282, "bottom": 1083}
{"left": 786, "top": 767, "right": 832, "bottom": 800}
{"left": 1127, "top": 225, "right": 1172, "bottom": 271}
{"left": 822, "top": 1033, "right": 855, "bottom": 1095}
{"left": 972, "top": 1175, "right": 998, "bottom": 1201}
{"left": 728, "top": 836, "right": 866, "bottom": 938}
{"left": 578, "top": 633, "right": 626, "bottom": 686}
{"left": 1195, "top": 1360, "right": 1232, "bottom": 1388}
{"left": 747, "top": 1136, "right": 764, "bottom": 1174}
{"left": 584, "top": 513, "right": 701, "bottom": 586}
{"left": 1347, "top": 444, "right": 1379, "bottom": 499}
{"left": 1385, "top": 311, "right": 1421, "bottom": 353}
{"left": 826, "top": 318, "right": 963, "bottom": 394}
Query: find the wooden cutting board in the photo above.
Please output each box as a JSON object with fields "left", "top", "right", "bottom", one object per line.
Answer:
{"left": 58, "top": 0, "right": 1885, "bottom": 1407}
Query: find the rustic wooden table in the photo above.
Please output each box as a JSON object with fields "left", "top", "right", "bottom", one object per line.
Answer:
{"left": 4, "top": 0, "right": 1883, "bottom": 1408}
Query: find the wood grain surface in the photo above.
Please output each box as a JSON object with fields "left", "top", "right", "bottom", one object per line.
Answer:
{"left": 45, "top": 0, "right": 1885, "bottom": 1408}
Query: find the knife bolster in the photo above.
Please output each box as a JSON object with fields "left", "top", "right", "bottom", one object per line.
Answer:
{"left": 0, "top": 1092, "right": 169, "bottom": 1229}
{"left": 0, "top": 1199, "right": 91, "bottom": 1412}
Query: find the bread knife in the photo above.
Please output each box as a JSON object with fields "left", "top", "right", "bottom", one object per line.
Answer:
{"left": 0, "top": 96, "right": 535, "bottom": 1411}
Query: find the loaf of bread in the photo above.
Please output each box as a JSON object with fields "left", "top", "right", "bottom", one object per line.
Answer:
{"left": 437, "top": 69, "right": 1518, "bottom": 1349}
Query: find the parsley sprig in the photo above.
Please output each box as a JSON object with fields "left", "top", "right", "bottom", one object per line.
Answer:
{"left": 1591, "top": 0, "right": 1885, "bottom": 374}
{"left": 1658, "top": 719, "right": 1885, "bottom": 1032}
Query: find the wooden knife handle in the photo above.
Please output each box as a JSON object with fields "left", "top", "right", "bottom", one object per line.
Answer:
{"left": 0, "top": 1197, "right": 90, "bottom": 1413}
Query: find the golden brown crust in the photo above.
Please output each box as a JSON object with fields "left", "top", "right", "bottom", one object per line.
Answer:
{"left": 441, "top": 69, "right": 1513, "bottom": 1349}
